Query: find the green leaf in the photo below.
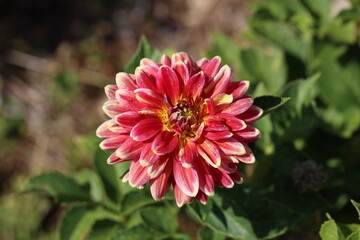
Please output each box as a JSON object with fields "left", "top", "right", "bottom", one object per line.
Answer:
{"left": 93, "top": 149, "right": 121, "bottom": 203}
{"left": 86, "top": 220, "right": 120, "bottom": 240}
{"left": 125, "top": 36, "right": 160, "bottom": 73}
{"left": 120, "top": 191, "right": 155, "bottom": 215}
{"left": 189, "top": 196, "right": 257, "bottom": 240}
{"left": 302, "top": 0, "right": 330, "bottom": 23}
{"left": 346, "top": 228, "right": 360, "bottom": 240}
{"left": 75, "top": 170, "right": 104, "bottom": 202}
{"left": 140, "top": 207, "right": 178, "bottom": 234}
{"left": 351, "top": 200, "right": 360, "bottom": 219}
{"left": 319, "top": 219, "right": 341, "bottom": 240}
{"left": 240, "top": 46, "right": 287, "bottom": 94}
{"left": 254, "top": 96, "right": 290, "bottom": 115}
{"left": 197, "top": 228, "right": 226, "bottom": 240}
{"left": 339, "top": 224, "right": 360, "bottom": 239}
{"left": 23, "top": 172, "right": 89, "bottom": 204}
{"left": 110, "top": 225, "right": 153, "bottom": 240}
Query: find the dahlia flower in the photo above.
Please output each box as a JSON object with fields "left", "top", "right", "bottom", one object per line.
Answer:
{"left": 97, "top": 52, "right": 262, "bottom": 207}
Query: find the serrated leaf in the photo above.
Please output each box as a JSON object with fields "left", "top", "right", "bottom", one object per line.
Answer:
{"left": 110, "top": 225, "right": 153, "bottom": 240}
{"left": 254, "top": 96, "right": 290, "bottom": 115}
{"left": 140, "top": 207, "right": 178, "bottom": 234}
{"left": 125, "top": 36, "right": 159, "bottom": 73}
{"left": 75, "top": 170, "right": 104, "bottom": 202}
{"left": 120, "top": 191, "right": 154, "bottom": 215}
{"left": 23, "top": 172, "right": 89, "bottom": 204}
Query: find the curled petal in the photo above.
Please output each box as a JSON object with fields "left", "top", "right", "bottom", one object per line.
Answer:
{"left": 104, "top": 84, "right": 117, "bottom": 100}
{"left": 96, "top": 120, "right": 117, "bottom": 138}
{"left": 232, "top": 144, "right": 255, "bottom": 164}
{"left": 161, "top": 54, "right": 171, "bottom": 66}
{"left": 221, "top": 98, "right": 253, "bottom": 116}
{"left": 116, "top": 138, "right": 142, "bottom": 160}
{"left": 99, "top": 135, "right": 128, "bottom": 150}
{"left": 102, "top": 100, "right": 124, "bottom": 118}
{"left": 173, "top": 61, "right": 189, "bottom": 85}
{"left": 217, "top": 113, "right": 247, "bottom": 131}
{"left": 115, "top": 111, "right": 143, "bottom": 129}
{"left": 234, "top": 126, "right": 261, "bottom": 142}
{"left": 139, "top": 143, "right": 161, "bottom": 166}
{"left": 115, "top": 89, "right": 143, "bottom": 111}
{"left": 197, "top": 161, "right": 215, "bottom": 196}
{"left": 107, "top": 152, "right": 129, "bottom": 164}
{"left": 134, "top": 88, "right": 166, "bottom": 109}
{"left": 130, "top": 118, "right": 162, "bottom": 141}
{"left": 204, "top": 131, "right": 233, "bottom": 141}
{"left": 215, "top": 138, "right": 246, "bottom": 156}
{"left": 201, "top": 56, "right": 221, "bottom": 77}
{"left": 210, "top": 168, "right": 234, "bottom": 188}
{"left": 173, "top": 160, "right": 199, "bottom": 197}
{"left": 203, "top": 115, "right": 229, "bottom": 131}
{"left": 196, "top": 191, "right": 208, "bottom": 205}
{"left": 116, "top": 72, "right": 137, "bottom": 90}
{"left": 238, "top": 106, "right": 263, "bottom": 123}
{"left": 148, "top": 155, "right": 170, "bottom": 179}
{"left": 152, "top": 131, "right": 179, "bottom": 155}
{"left": 228, "top": 81, "right": 249, "bottom": 100}
{"left": 197, "top": 139, "right": 221, "bottom": 168}
{"left": 157, "top": 66, "right": 180, "bottom": 104}
{"left": 211, "top": 65, "right": 233, "bottom": 97}
{"left": 184, "top": 71, "right": 205, "bottom": 99}
{"left": 136, "top": 70, "right": 157, "bottom": 91}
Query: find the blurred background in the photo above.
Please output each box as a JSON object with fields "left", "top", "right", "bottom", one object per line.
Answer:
{"left": 1, "top": 0, "right": 359, "bottom": 239}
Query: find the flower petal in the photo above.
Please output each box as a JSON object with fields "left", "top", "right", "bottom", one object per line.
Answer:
{"left": 102, "top": 100, "right": 124, "bottom": 118}
{"left": 131, "top": 118, "right": 162, "bottom": 142}
{"left": 203, "top": 115, "right": 229, "bottom": 131}
{"left": 107, "top": 152, "right": 129, "bottom": 164}
{"left": 157, "top": 66, "right": 180, "bottom": 104}
{"left": 148, "top": 155, "right": 170, "bottom": 179}
{"left": 197, "top": 161, "right": 215, "bottom": 196}
{"left": 104, "top": 84, "right": 117, "bottom": 100}
{"left": 116, "top": 72, "right": 137, "bottom": 90}
{"left": 238, "top": 106, "right": 263, "bottom": 123}
{"left": 210, "top": 168, "right": 234, "bottom": 188}
{"left": 115, "top": 89, "right": 142, "bottom": 111}
{"left": 179, "top": 141, "right": 197, "bottom": 167}
{"left": 215, "top": 138, "right": 246, "bottom": 156}
{"left": 217, "top": 113, "right": 247, "bottom": 131}
{"left": 150, "top": 160, "right": 171, "bottom": 200}
{"left": 161, "top": 54, "right": 171, "bottom": 66}
{"left": 221, "top": 98, "right": 253, "bottom": 115}
{"left": 135, "top": 70, "right": 157, "bottom": 91}
{"left": 184, "top": 71, "right": 205, "bottom": 99}
{"left": 228, "top": 81, "right": 249, "bottom": 100}
{"left": 197, "top": 139, "right": 221, "bottom": 168}
{"left": 99, "top": 135, "right": 128, "bottom": 150}
{"left": 204, "top": 131, "right": 233, "bottom": 140}
{"left": 201, "top": 56, "right": 221, "bottom": 77}
{"left": 96, "top": 120, "right": 117, "bottom": 138}
{"left": 173, "top": 61, "right": 190, "bottom": 85}
{"left": 174, "top": 184, "right": 193, "bottom": 207}
{"left": 211, "top": 65, "right": 233, "bottom": 97}
{"left": 173, "top": 160, "right": 199, "bottom": 197}
{"left": 128, "top": 160, "right": 151, "bottom": 187}
{"left": 234, "top": 126, "right": 261, "bottom": 142}
{"left": 115, "top": 111, "right": 143, "bottom": 129}
{"left": 152, "top": 131, "right": 179, "bottom": 155}
{"left": 139, "top": 143, "right": 161, "bottom": 166}
{"left": 116, "top": 137, "right": 142, "bottom": 160}
{"left": 134, "top": 88, "right": 166, "bottom": 109}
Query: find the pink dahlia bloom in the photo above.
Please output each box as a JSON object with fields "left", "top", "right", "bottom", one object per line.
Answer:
{"left": 97, "top": 52, "right": 262, "bottom": 207}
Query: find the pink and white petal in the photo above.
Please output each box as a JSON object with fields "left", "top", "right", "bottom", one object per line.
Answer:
{"left": 104, "top": 84, "right": 118, "bottom": 100}
{"left": 215, "top": 138, "right": 246, "bottom": 156}
{"left": 201, "top": 56, "right": 221, "bottom": 77}
{"left": 211, "top": 65, "right": 233, "bottom": 97}
{"left": 122, "top": 172, "right": 129, "bottom": 183}
{"left": 173, "top": 160, "right": 199, "bottom": 197}
{"left": 228, "top": 81, "right": 250, "bottom": 100}
{"left": 128, "top": 160, "right": 151, "bottom": 187}
{"left": 140, "top": 58, "right": 160, "bottom": 67}
{"left": 217, "top": 113, "right": 247, "bottom": 131}
{"left": 107, "top": 152, "right": 129, "bottom": 164}
{"left": 174, "top": 184, "right": 193, "bottom": 207}
{"left": 148, "top": 155, "right": 170, "bottom": 179}
{"left": 99, "top": 135, "right": 128, "bottom": 150}
{"left": 157, "top": 66, "right": 180, "bottom": 104}
{"left": 210, "top": 168, "right": 234, "bottom": 188}
{"left": 191, "top": 123, "right": 205, "bottom": 142}
{"left": 171, "top": 52, "right": 192, "bottom": 67}
{"left": 102, "top": 100, "right": 125, "bottom": 118}
{"left": 204, "top": 131, "right": 233, "bottom": 141}
{"left": 196, "top": 58, "right": 208, "bottom": 68}
{"left": 221, "top": 98, "right": 253, "bottom": 116}
{"left": 150, "top": 161, "right": 172, "bottom": 200}
{"left": 184, "top": 71, "right": 205, "bottom": 100}
{"left": 173, "top": 61, "right": 190, "bottom": 85}
{"left": 139, "top": 143, "right": 160, "bottom": 166}
{"left": 203, "top": 115, "right": 229, "bottom": 131}
{"left": 179, "top": 141, "right": 197, "bottom": 167}
{"left": 238, "top": 106, "right": 263, "bottom": 123}
{"left": 116, "top": 138, "right": 142, "bottom": 160}
{"left": 107, "top": 119, "right": 129, "bottom": 134}
{"left": 115, "top": 89, "right": 143, "bottom": 111}
{"left": 196, "top": 191, "right": 208, "bottom": 205}
{"left": 115, "top": 111, "right": 143, "bottom": 129}
{"left": 136, "top": 64, "right": 159, "bottom": 79}
{"left": 130, "top": 118, "right": 162, "bottom": 141}
{"left": 151, "top": 131, "right": 179, "bottom": 155}
{"left": 197, "top": 139, "right": 221, "bottom": 168}
{"left": 116, "top": 72, "right": 137, "bottom": 90}
{"left": 96, "top": 120, "right": 117, "bottom": 138}
{"left": 233, "top": 144, "right": 255, "bottom": 164}
{"left": 201, "top": 98, "right": 215, "bottom": 115}
{"left": 212, "top": 93, "right": 233, "bottom": 107}
{"left": 134, "top": 88, "right": 166, "bottom": 109}
{"left": 234, "top": 126, "right": 261, "bottom": 142}
{"left": 135, "top": 70, "right": 157, "bottom": 91}
{"left": 229, "top": 171, "right": 243, "bottom": 184}
{"left": 197, "top": 161, "right": 215, "bottom": 196}
{"left": 219, "top": 156, "right": 238, "bottom": 174}
{"left": 160, "top": 54, "right": 171, "bottom": 66}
